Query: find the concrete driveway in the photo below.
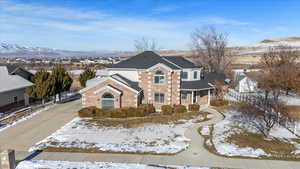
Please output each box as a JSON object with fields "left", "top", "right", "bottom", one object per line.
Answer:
{"left": 0, "top": 99, "right": 81, "bottom": 160}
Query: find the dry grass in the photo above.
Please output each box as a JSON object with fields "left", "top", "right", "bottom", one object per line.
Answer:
{"left": 85, "top": 111, "right": 211, "bottom": 128}
{"left": 228, "top": 132, "right": 297, "bottom": 155}
{"left": 232, "top": 56, "right": 261, "bottom": 64}
{"left": 43, "top": 146, "right": 178, "bottom": 155}
{"left": 199, "top": 124, "right": 300, "bottom": 161}
{"left": 287, "top": 106, "right": 300, "bottom": 120}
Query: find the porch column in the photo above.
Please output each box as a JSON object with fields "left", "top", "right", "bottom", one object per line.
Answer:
{"left": 208, "top": 90, "right": 211, "bottom": 106}
{"left": 191, "top": 91, "right": 194, "bottom": 104}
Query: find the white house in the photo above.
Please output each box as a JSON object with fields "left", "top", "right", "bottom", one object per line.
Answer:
{"left": 235, "top": 74, "right": 258, "bottom": 93}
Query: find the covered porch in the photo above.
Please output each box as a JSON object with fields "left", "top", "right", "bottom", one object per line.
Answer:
{"left": 180, "top": 79, "right": 215, "bottom": 106}
{"left": 180, "top": 89, "right": 213, "bottom": 106}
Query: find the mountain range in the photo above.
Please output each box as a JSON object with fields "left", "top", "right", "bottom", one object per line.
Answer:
{"left": 0, "top": 42, "right": 132, "bottom": 58}
{"left": 2, "top": 37, "right": 300, "bottom": 58}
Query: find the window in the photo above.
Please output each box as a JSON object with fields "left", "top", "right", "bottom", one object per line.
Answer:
{"left": 13, "top": 96, "right": 18, "bottom": 103}
{"left": 154, "top": 93, "right": 164, "bottom": 104}
{"left": 181, "top": 71, "right": 188, "bottom": 80}
{"left": 154, "top": 70, "right": 165, "bottom": 84}
{"left": 194, "top": 71, "right": 198, "bottom": 79}
{"left": 181, "top": 92, "right": 187, "bottom": 100}
{"left": 102, "top": 93, "right": 114, "bottom": 109}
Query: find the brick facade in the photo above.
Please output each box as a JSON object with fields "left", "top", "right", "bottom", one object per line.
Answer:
{"left": 139, "top": 65, "right": 181, "bottom": 110}
{"left": 82, "top": 66, "right": 210, "bottom": 110}
{"left": 82, "top": 78, "right": 138, "bottom": 109}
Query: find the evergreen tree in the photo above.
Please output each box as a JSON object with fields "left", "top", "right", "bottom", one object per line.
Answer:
{"left": 79, "top": 68, "right": 96, "bottom": 87}
{"left": 26, "top": 69, "right": 52, "bottom": 104}
{"left": 50, "top": 67, "right": 73, "bottom": 102}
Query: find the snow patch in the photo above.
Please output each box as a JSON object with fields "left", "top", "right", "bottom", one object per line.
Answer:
{"left": 16, "top": 160, "right": 210, "bottom": 169}
{"left": 30, "top": 116, "right": 204, "bottom": 154}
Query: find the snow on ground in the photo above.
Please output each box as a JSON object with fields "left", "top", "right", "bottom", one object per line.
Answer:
{"left": 199, "top": 126, "right": 210, "bottom": 136}
{"left": 225, "top": 89, "right": 300, "bottom": 106}
{"left": 208, "top": 110, "right": 300, "bottom": 157}
{"left": 16, "top": 160, "right": 210, "bottom": 169}
{"left": 30, "top": 116, "right": 204, "bottom": 154}
{"left": 0, "top": 104, "right": 55, "bottom": 132}
{"left": 269, "top": 124, "right": 298, "bottom": 139}
{"left": 279, "top": 95, "right": 300, "bottom": 106}
{"left": 211, "top": 110, "right": 268, "bottom": 157}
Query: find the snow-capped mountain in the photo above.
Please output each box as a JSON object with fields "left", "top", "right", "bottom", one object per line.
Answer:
{"left": 0, "top": 42, "right": 132, "bottom": 58}
{"left": 0, "top": 42, "right": 57, "bottom": 53}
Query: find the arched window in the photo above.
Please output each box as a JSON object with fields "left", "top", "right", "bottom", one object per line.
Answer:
{"left": 154, "top": 70, "right": 165, "bottom": 84}
{"left": 101, "top": 93, "right": 114, "bottom": 109}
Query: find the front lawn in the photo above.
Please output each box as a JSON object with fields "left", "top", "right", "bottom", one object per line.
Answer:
{"left": 199, "top": 110, "right": 300, "bottom": 160}
{"left": 30, "top": 111, "right": 212, "bottom": 155}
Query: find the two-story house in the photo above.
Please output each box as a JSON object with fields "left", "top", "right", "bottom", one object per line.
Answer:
{"left": 80, "top": 51, "right": 225, "bottom": 110}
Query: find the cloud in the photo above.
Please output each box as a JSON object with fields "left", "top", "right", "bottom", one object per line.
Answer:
{"left": 0, "top": 1, "right": 250, "bottom": 50}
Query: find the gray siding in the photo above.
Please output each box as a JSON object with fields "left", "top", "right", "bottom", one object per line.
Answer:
{"left": 0, "top": 88, "right": 26, "bottom": 107}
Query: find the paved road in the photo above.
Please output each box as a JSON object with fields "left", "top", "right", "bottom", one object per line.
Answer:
{"left": 1, "top": 102, "right": 300, "bottom": 169}
{"left": 0, "top": 99, "right": 81, "bottom": 160}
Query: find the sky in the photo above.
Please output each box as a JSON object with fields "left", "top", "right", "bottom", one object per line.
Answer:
{"left": 1, "top": 0, "right": 300, "bottom": 51}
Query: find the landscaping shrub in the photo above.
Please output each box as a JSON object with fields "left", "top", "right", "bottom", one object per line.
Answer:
{"left": 78, "top": 106, "right": 99, "bottom": 118}
{"left": 138, "top": 104, "right": 156, "bottom": 116}
{"left": 174, "top": 105, "right": 187, "bottom": 113}
{"left": 210, "top": 99, "right": 229, "bottom": 107}
{"left": 122, "top": 107, "right": 138, "bottom": 117}
{"left": 109, "top": 108, "right": 126, "bottom": 118}
{"left": 78, "top": 104, "right": 155, "bottom": 119}
{"left": 188, "top": 104, "right": 200, "bottom": 112}
{"left": 161, "top": 105, "right": 173, "bottom": 115}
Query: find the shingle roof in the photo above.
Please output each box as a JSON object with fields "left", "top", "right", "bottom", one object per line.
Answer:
{"left": 111, "top": 74, "right": 142, "bottom": 92}
{"left": 181, "top": 79, "right": 213, "bottom": 90}
{"left": 110, "top": 51, "right": 180, "bottom": 69}
{"left": 0, "top": 66, "right": 34, "bottom": 93}
{"left": 204, "top": 72, "right": 227, "bottom": 83}
{"left": 181, "top": 72, "right": 226, "bottom": 90}
{"left": 82, "top": 73, "right": 142, "bottom": 94}
{"left": 163, "top": 56, "right": 199, "bottom": 68}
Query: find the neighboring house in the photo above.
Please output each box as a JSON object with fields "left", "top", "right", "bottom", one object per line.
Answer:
{"left": 235, "top": 73, "right": 258, "bottom": 93}
{"left": 80, "top": 51, "right": 225, "bottom": 110}
{"left": 0, "top": 65, "right": 34, "bottom": 111}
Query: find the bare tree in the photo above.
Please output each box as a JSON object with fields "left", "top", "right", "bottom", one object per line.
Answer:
{"left": 237, "top": 96, "right": 289, "bottom": 137}
{"left": 258, "top": 45, "right": 300, "bottom": 101}
{"left": 190, "top": 26, "right": 232, "bottom": 73}
{"left": 134, "top": 37, "right": 159, "bottom": 52}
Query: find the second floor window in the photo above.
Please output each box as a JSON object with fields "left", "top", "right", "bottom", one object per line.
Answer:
{"left": 182, "top": 71, "right": 188, "bottom": 80}
{"left": 194, "top": 71, "right": 198, "bottom": 79}
{"left": 154, "top": 70, "right": 165, "bottom": 84}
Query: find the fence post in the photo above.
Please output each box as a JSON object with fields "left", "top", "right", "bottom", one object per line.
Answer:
{"left": 0, "top": 150, "right": 16, "bottom": 169}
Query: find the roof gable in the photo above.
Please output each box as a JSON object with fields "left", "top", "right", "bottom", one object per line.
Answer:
{"left": 80, "top": 74, "right": 141, "bottom": 94}
{"left": 0, "top": 66, "right": 34, "bottom": 93}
